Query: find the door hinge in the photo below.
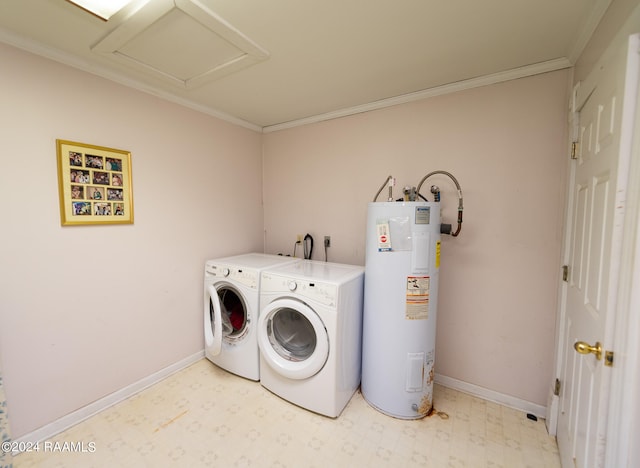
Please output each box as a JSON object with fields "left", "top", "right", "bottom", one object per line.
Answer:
{"left": 554, "top": 378, "right": 561, "bottom": 396}
{"left": 571, "top": 142, "right": 579, "bottom": 160}
{"left": 562, "top": 265, "right": 569, "bottom": 282}
{"left": 605, "top": 351, "right": 614, "bottom": 367}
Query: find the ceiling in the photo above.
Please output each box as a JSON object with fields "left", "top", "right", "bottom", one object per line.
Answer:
{"left": 0, "top": 0, "right": 611, "bottom": 131}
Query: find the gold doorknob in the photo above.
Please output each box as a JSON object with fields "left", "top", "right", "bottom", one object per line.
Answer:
{"left": 574, "top": 341, "right": 602, "bottom": 360}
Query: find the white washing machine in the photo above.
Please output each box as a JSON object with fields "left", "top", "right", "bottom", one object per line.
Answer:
{"left": 257, "top": 260, "right": 365, "bottom": 417}
{"left": 204, "top": 253, "right": 300, "bottom": 381}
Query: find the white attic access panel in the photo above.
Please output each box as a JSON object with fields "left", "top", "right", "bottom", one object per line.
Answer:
{"left": 91, "top": 0, "right": 269, "bottom": 89}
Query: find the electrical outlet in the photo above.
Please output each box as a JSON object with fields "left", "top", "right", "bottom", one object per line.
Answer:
{"left": 324, "top": 236, "right": 331, "bottom": 247}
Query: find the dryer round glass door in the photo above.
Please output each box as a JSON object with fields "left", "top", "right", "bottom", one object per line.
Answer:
{"left": 258, "top": 298, "right": 329, "bottom": 380}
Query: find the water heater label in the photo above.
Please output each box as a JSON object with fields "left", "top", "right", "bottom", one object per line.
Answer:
{"left": 376, "top": 220, "right": 392, "bottom": 251}
{"left": 405, "top": 276, "right": 429, "bottom": 320}
{"left": 415, "top": 206, "right": 430, "bottom": 224}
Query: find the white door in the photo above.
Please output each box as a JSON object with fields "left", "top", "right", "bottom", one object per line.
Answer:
{"left": 556, "top": 36, "right": 637, "bottom": 468}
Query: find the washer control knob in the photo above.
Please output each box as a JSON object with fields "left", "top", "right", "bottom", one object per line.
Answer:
{"left": 222, "top": 268, "right": 230, "bottom": 277}
{"left": 288, "top": 281, "right": 297, "bottom": 291}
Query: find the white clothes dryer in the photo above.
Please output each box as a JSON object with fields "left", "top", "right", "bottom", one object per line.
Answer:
{"left": 204, "top": 253, "right": 299, "bottom": 381}
{"left": 258, "top": 260, "right": 364, "bottom": 417}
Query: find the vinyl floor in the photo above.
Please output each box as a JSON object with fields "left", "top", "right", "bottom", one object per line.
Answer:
{"left": 14, "top": 358, "right": 561, "bottom": 467}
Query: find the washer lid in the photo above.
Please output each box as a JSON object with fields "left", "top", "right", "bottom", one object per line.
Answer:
{"left": 258, "top": 298, "right": 329, "bottom": 380}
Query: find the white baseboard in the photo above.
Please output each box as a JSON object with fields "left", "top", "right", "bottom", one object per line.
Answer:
{"left": 13, "top": 351, "right": 204, "bottom": 446}
{"left": 435, "top": 373, "right": 547, "bottom": 419}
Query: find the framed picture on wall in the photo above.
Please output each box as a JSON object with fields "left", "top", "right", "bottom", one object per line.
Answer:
{"left": 56, "top": 139, "right": 134, "bottom": 225}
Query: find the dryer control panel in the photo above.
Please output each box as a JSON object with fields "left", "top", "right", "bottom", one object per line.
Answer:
{"left": 261, "top": 272, "right": 338, "bottom": 308}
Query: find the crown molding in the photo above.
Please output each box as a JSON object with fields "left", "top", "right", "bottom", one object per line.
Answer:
{"left": 263, "top": 58, "right": 573, "bottom": 133}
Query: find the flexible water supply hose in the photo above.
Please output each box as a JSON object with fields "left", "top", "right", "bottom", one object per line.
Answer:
{"left": 373, "top": 175, "right": 393, "bottom": 202}
{"left": 416, "top": 170, "right": 464, "bottom": 237}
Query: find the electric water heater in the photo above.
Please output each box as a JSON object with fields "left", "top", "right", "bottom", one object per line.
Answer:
{"left": 361, "top": 201, "right": 441, "bottom": 419}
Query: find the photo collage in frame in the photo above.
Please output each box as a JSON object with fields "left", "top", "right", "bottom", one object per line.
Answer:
{"left": 57, "top": 140, "right": 134, "bottom": 225}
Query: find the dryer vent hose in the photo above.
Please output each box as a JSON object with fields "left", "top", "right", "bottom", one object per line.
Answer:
{"left": 303, "top": 234, "right": 313, "bottom": 259}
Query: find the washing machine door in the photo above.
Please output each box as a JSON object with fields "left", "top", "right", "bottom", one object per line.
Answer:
{"left": 205, "top": 283, "right": 251, "bottom": 356}
{"left": 258, "top": 298, "right": 329, "bottom": 380}
{"left": 205, "top": 284, "right": 223, "bottom": 356}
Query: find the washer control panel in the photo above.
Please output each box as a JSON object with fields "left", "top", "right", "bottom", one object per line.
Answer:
{"left": 205, "top": 262, "right": 258, "bottom": 289}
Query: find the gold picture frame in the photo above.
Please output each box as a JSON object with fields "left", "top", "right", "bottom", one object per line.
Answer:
{"left": 56, "top": 139, "right": 134, "bottom": 225}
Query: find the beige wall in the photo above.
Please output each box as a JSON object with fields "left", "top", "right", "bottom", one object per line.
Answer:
{"left": 0, "top": 43, "right": 264, "bottom": 437}
{"left": 263, "top": 69, "right": 572, "bottom": 406}
{"left": 0, "top": 36, "right": 574, "bottom": 438}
